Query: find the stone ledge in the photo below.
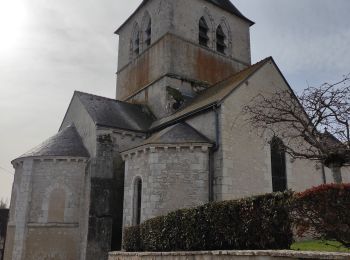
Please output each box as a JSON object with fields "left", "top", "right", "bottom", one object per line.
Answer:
{"left": 109, "top": 250, "right": 350, "bottom": 260}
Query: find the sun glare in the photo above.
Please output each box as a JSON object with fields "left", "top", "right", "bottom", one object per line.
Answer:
{"left": 0, "top": 0, "right": 28, "bottom": 56}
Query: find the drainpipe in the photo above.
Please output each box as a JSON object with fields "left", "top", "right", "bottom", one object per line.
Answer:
{"left": 209, "top": 106, "right": 220, "bottom": 202}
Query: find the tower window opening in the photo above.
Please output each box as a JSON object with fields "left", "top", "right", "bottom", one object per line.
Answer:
{"left": 134, "top": 32, "right": 140, "bottom": 56}
{"left": 216, "top": 25, "right": 226, "bottom": 54}
{"left": 145, "top": 20, "right": 151, "bottom": 47}
{"left": 270, "top": 137, "right": 287, "bottom": 192}
{"left": 199, "top": 17, "right": 209, "bottom": 47}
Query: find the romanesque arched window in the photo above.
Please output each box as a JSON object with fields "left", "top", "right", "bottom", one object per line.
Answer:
{"left": 199, "top": 17, "right": 209, "bottom": 47}
{"left": 270, "top": 137, "right": 287, "bottom": 192}
{"left": 48, "top": 188, "right": 66, "bottom": 223}
{"left": 132, "top": 177, "right": 142, "bottom": 225}
{"left": 216, "top": 25, "right": 226, "bottom": 54}
{"left": 142, "top": 12, "right": 152, "bottom": 48}
{"left": 131, "top": 23, "right": 140, "bottom": 58}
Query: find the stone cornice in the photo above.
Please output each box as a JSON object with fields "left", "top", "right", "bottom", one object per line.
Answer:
{"left": 121, "top": 143, "right": 213, "bottom": 160}
{"left": 12, "top": 157, "right": 89, "bottom": 168}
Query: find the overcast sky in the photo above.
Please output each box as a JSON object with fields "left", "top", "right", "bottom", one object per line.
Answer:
{"left": 0, "top": 0, "right": 349, "bottom": 202}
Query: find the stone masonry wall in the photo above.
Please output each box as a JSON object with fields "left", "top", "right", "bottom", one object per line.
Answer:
{"left": 86, "top": 129, "right": 146, "bottom": 260}
{"left": 116, "top": 0, "right": 251, "bottom": 103}
{"left": 218, "top": 61, "right": 324, "bottom": 201}
{"left": 123, "top": 146, "right": 210, "bottom": 227}
{"left": 4, "top": 158, "right": 87, "bottom": 260}
{"left": 117, "top": 0, "right": 251, "bottom": 69}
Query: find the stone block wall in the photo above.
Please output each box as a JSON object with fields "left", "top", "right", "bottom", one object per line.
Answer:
{"left": 122, "top": 145, "right": 210, "bottom": 227}
{"left": 4, "top": 158, "right": 88, "bottom": 260}
{"left": 116, "top": 0, "right": 251, "bottom": 70}
{"left": 217, "top": 60, "right": 325, "bottom": 201}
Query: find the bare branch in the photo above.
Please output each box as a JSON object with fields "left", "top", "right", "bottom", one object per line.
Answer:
{"left": 243, "top": 74, "right": 350, "bottom": 171}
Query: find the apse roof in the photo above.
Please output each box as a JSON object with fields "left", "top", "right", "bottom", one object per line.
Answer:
{"left": 115, "top": 0, "right": 253, "bottom": 34}
{"left": 143, "top": 123, "right": 211, "bottom": 145}
{"left": 75, "top": 91, "right": 155, "bottom": 132}
{"left": 15, "top": 125, "right": 89, "bottom": 161}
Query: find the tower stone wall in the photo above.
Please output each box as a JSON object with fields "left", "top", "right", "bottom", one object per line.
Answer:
{"left": 116, "top": 0, "right": 252, "bottom": 118}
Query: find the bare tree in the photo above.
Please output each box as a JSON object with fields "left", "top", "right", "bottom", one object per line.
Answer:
{"left": 244, "top": 75, "right": 350, "bottom": 183}
{"left": 0, "top": 199, "right": 7, "bottom": 209}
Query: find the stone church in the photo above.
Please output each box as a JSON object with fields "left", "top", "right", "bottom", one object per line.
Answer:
{"left": 4, "top": 0, "right": 349, "bottom": 260}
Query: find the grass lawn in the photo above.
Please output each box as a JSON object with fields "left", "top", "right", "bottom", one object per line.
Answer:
{"left": 291, "top": 240, "right": 350, "bottom": 253}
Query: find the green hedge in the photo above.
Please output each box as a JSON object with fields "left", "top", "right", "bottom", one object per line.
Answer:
{"left": 123, "top": 191, "right": 293, "bottom": 251}
{"left": 292, "top": 184, "right": 350, "bottom": 248}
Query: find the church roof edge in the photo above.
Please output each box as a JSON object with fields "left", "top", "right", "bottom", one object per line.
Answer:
{"left": 74, "top": 91, "right": 155, "bottom": 132}
{"left": 13, "top": 124, "right": 90, "bottom": 162}
{"left": 121, "top": 123, "right": 213, "bottom": 153}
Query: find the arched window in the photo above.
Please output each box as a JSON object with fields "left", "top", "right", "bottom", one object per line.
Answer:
{"left": 132, "top": 177, "right": 142, "bottom": 225}
{"left": 216, "top": 25, "right": 226, "bottom": 54}
{"left": 270, "top": 137, "right": 287, "bottom": 192}
{"left": 134, "top": 32, "right": 140, "bottom": 56}
{"left": 199, "top": 17, "right": 209, "bottom": 47}
{"left": 131, "top": 23, "right": 140, "bottom": 58}
{"left": 141, "top": 12, "right": 152, "bottom": 50}
{"left": 145, "top": 20, "right": 151, "bottom": 47}
{"left": 48, "top": 188, "right": 66, "bottom": 223}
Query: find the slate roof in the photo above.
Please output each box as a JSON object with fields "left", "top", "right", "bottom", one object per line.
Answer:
{"left": 115, "top": 0, "right": 253, "bottom": 34}
{"left": 143, "top": 123, "right": 211, "bottom": 145}
{"left": 208, "top": 0, "right": 253, "bottom": 24}
{"left": 75, "top": 91, "right": 155, "bottom": 132}
{"left": 15, "top": 125, "right": 90, "bottom": 161}
{"left": 151, "top": 57, "right": 272, "bottom": 129}
{"left": 122, "top": 123, "right": 212, "bottom": 152}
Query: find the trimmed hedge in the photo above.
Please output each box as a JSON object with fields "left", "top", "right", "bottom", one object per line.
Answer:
{"left": 292, "top": 183, "right": 350, "bottom": 248}
{"left": 123, "top": 191, "right": 293, "bottom": 252}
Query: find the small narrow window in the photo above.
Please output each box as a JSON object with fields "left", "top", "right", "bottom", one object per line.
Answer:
{"left": 270, "top": 137, "right": 287, "bottom": 192}
{"left": 216, "top": 25, "right": 226, "bottom": 54}
{"left": 134, "top": 32, "right": 140, "bottom": 56}
{"left": 133, "top": 178, "right": 142, "bottom": 225}
{"left": 199, "top": 17, "right": 209, "bottom": 47}
{"left": 145, "top": 20, "right": 151, "bottom": 47}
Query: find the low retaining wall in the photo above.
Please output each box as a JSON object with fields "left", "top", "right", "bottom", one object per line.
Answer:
{"left": 109, "top": 250, "right": 350, "bottom": 260}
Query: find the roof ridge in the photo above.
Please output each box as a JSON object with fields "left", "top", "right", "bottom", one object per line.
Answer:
{"left": 74, "top": 91, "right": 143, "bottom": 107}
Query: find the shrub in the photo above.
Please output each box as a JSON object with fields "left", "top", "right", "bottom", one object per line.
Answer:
{"left": 291, "top": 183, "right": 350, "bottom": 248}
{"left": 123, "top": 225, "right": 141, "bottom": 252}
{"left": 123, "top": 191, "right": 294, "bottom": 252}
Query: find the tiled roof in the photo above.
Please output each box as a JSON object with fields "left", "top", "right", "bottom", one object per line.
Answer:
{"left": 75, "top": 91, "right": 155, "bottom": 132}
{"left": 15, "top": 125, "right": 90, "bottom": 160}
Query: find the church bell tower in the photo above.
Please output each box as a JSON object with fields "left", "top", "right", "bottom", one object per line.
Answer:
{"left": 115, "top": 0, "right": 254, "bottom": 118}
